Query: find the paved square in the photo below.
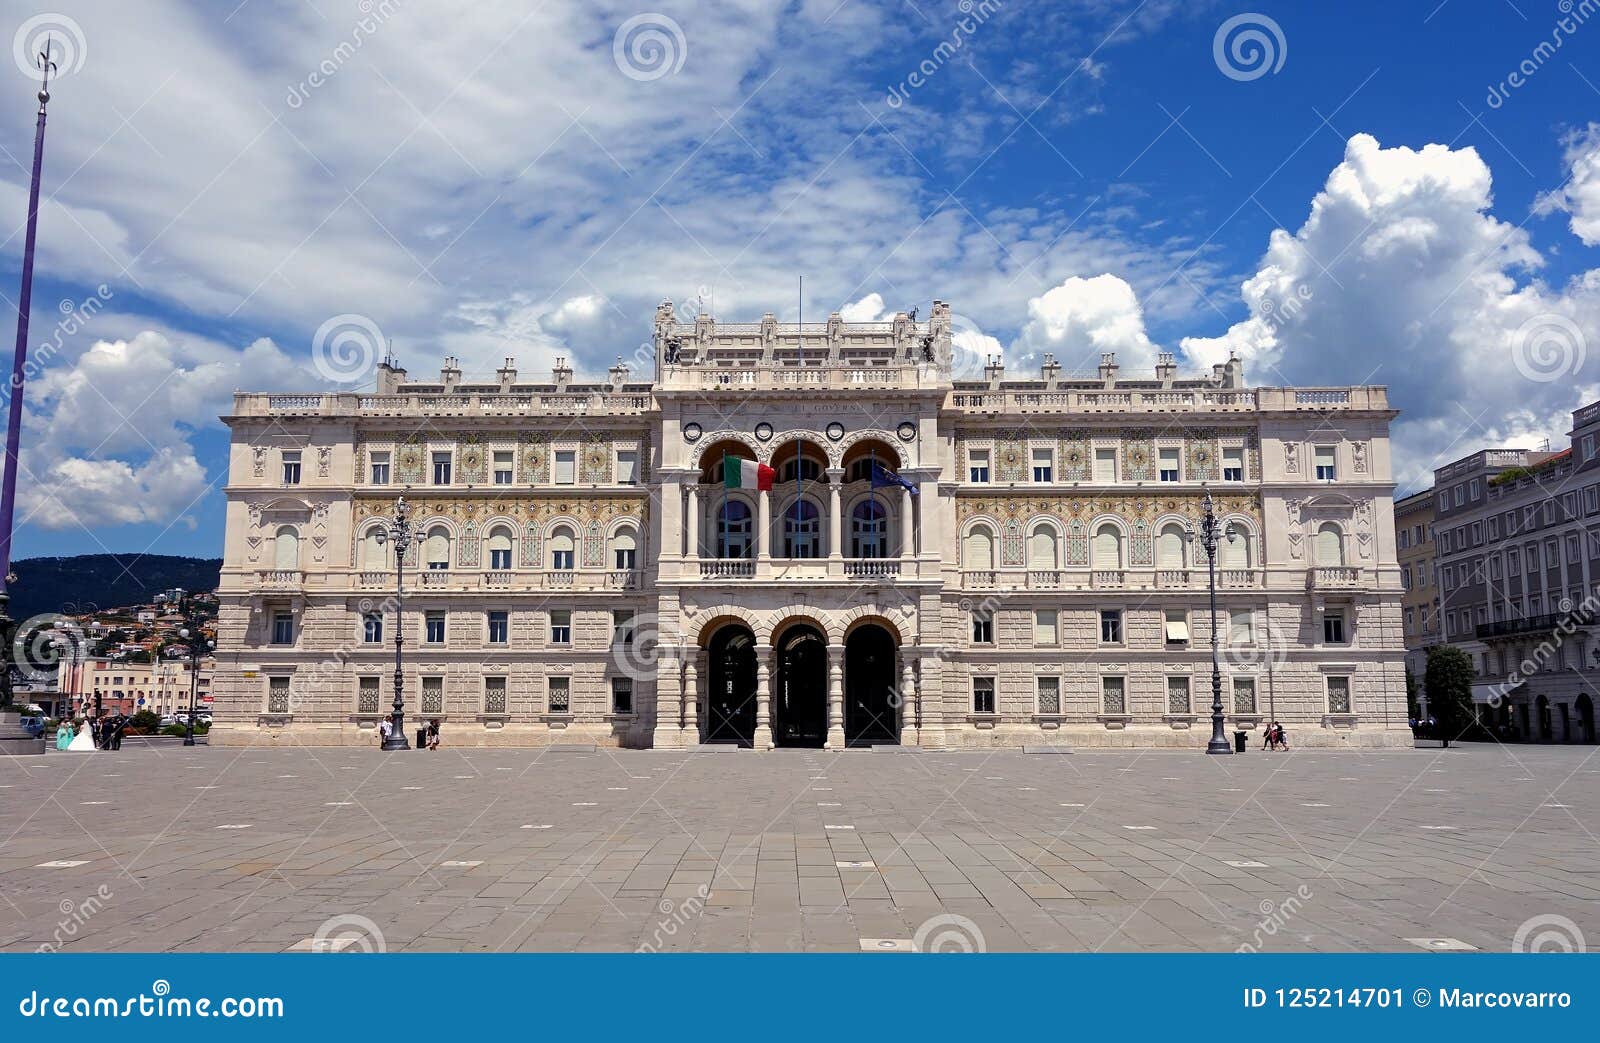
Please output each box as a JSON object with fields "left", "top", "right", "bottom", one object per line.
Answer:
{"left": 1, "top": 744, "right": 1595, "bottom": 952}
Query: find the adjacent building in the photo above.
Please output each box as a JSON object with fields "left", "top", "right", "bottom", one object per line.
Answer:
{"left": 60, "top": 657, "right": 215, "bottom": 717}
{"left": 1395, "top": 488, "right": 1440, "bottom": 681}
{"left": 211, "top": 300, "right": 1409, "bottom": 748}
{"left": 1433, "top": 403, "right": 1600, "bottom": 743}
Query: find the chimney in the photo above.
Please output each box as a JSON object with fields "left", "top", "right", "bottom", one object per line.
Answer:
{"left": 608, "top": 357, "right": 629, "bottom": 391}
{"left": 376, "top": 354, "right": 407, "bottom": 395}
{"left": 1155, "top": 351, "right": 1177, "bottom": 386}
{"left": 1098, "top": 351, "right": 1119, "bottom": 386}
{"left": 1223, "top": 351, "right": 1244, "bottom": 388}
{"left": 984, "top": 353, "right": 1005, "bottom": 388}
{"left": 1040, "top": 353, "right": 1061, "bottom": 388}
{"left": 496, "top": 356, "right": 517, "bottom": 391}
{"left": 440, "top": 355, "right": 462, "bottom": 389}
{"left": 552, "top": 356, "right": 574, "bottom": 390}
{"left": 1211, "top": 362, "right": 1226, "bottom": 384}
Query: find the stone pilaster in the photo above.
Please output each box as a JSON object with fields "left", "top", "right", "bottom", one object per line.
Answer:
{"left": 826, "top": 642, "right": 845, "bottom": 749}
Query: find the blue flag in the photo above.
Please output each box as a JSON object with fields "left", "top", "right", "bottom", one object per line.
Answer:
{"left": 871, "top": 461, "right": 918, "bottom": 495}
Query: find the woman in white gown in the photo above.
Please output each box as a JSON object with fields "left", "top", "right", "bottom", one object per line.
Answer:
{"left": 66, "top": 719, "right": 96, "bottom": 752}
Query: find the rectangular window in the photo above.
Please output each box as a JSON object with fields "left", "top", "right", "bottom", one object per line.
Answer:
{"left": 271, "top": 611, "right": 294, "bottom": 645}
{"left": 616, "top": 450, "right": 638, "bottom": 485}
{"left": 362, "top": 611, "right": 383, "bottom": 644}
{"left": 432, "top": 451, "right": 452, "bottom": 485}
{"left": 1545, "top": 538, "right": 1559, "bottom": 568}
{"left": 1453, "top": 485, "right": 1464, "bottom": 506}
{"left": 550, "top": 610, "right": 571, "bottom": 645}
{"left": 1164, "top": 608, "right": 1189, "bottom": 645}
{"left": 1222, "top": 447, "right": 1244, "bottom": 482}
{"left": 1471, "top": 521, "right": 1483, "bottom": 544}
{"left": 611, "top": 677, "right": 634, "bottom": 715}
{"left": 357, "top": 676, "right": 380, "bottom": 714}
{"left": 1033, "top": 609, "right": 1058, "bottom": 646}
{"left": 1158, "top": 447, "right": 1180, "bottom": 482}
{"left": 1567, "top": 534, "right": 1581, "bottom": 564}
{"left": 1166, "top": 676, "right": 1191, "bottom": 714}
{"left": 1469, "top": 478, "right": 1481, "bottom": 498}
{"left": 1488, "top": 517, "right": 1499, "bottom": 540}
{"left": 369, "top": 450, "right": 390, "bottom": 485}
{"left": 487, "top": 610, "right": 509, "bottom": 645}
{"left": 1228, "top": 609, "right": 1253, "bottom": 644}
{"left": 547, "top": 677, "right": 570, "bottom": 714}
{"left": 1093, "top": 448, "right": 1117, "bottom": 482}
{"left": 1232, "top": 677, "right": 1256, "bottom": 714}
{"left": 1508, "top": 549, "right": 1521, "bottom": 575}
{"left": 493, "top": 450, "right": 514, "bottom": 485}
{"left": 484, "top": 676, "right": 507, "bottom": 714}
{"left": 421, "top": 676, "right": 443, "bottom": 714}
{"left": 972, "top": 676, "right": 996, "bottom": 714}
{"left": 1587, "top": 487, "right": 1599, "bottom": 514}
{"left": 1032, "top": 448, "right": 1053, "bottom": 483}
{"left": 1101, "top": 676, "right": 1126, "bottom": 715}
{"left": 1326, "top": 676, "right": 1351, "bottom": 714}
{"left": 613, "top": 609, "right": 635, "bottom": 645}
{"left": 1323, "top": 610, "right": 1346, "bottom": 644}
{"left": 554, "top": 450, "right": 576, "bottom": 485}
{"left": 969, "top": 449, "right": 990, "bottom": 484}
{"left": 424, "top": 610, "right": 446, "bottom": 645}
{"left": 267, "top": 676, "right": 291, "bottom": 714}
{"left": 1099, "top": 609, "right": 1123, "bottom": 644}
{"left": 281, "top": 450, "right": 302, "bottom": 485}
{"left": 970, "top": 610, "right": 994, "bottom": 645}
{"left": 1586, "top": 434, "right": 1597, "bottom": 461}
{"left": 1314, "top": 445, "right": 1336, "bottom": 481}
{"left": 615, "top": 545, "right": 637, "bottom": 570}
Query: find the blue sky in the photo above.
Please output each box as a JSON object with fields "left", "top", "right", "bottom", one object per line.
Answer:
{"left": 3, "top": 0, "right": 1600, "bottom": 560}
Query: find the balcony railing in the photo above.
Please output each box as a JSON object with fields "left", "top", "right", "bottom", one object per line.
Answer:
{"left": 256, "top": 569, "right": 303, "bottom": 591}
{"left": 700, "top": 559, "right": 755, "bottom": 578}
{"left": 843, "top": 559, "right": 901, "bottom": 578}
{"left": 1306, "top": 566, "right": 1360, "bottom": 590}
{"left": 1476, "top": 606, "right": 1597, "bottom": 641}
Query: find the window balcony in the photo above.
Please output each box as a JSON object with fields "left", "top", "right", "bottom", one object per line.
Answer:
{"left": 1306, "top": 566, "right": 1360, "bottom": 590}
{"left": 1154, "top": 568, "right": 1190, "bottom": 588}
{"left": 700, "top": 559, "right": 755, "bottom": 578}
{"left": 1091, "top": 569, "right": 1126, "bottom": 588}
{"left": 842, "top": 559, "right": 900, "bottom": 579}
{"left": 256, "top": 569, "right": 303, "bottom": 592}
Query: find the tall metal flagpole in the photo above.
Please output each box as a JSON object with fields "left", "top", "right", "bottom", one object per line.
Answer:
{"left": 0, "top": 44, "right": 57, "bottom": 719}
{"left": 795, "top": 277, "right": 802, "bottom": 557}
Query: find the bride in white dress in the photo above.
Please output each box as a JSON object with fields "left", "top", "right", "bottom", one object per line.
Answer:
{"left": 66, "top": 719, "right": 96, "bottom": 752}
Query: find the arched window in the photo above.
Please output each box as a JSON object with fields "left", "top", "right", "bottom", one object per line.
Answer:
{"left": 1315, "top": 523, "right": 1343, "bottom": 566}
{"left": 1156, "top": 523, "right": 1186, "bottom": 569}
{"left": 611, "top": 527, "right": 638, "bottom": 570}
{"left": 549, "top": 526, "right": 576, "bottom": 571}
{"left": 273, "top": 526, "right": 300, "bottom": 570}
{"left": 1222, "top": 526, "right": 1253, "bottom": 569}
{"left": 486, "top": 525, "right": 513, "bottom": 570}
{"left": 851, "top": 499, "right": 889, "bottom": 559}
{"left": 716, "top": 500, "right": 753, "bottom": 559}
{"left": 783, "top": 498, "right": 822, "bottom": 559}
{"left": 847, "top": 458, "right": 874, "bottom": 484}
{"left": 1092, "top": 523, "right": 1123, "bottom": 569}
{"left": 424, "top": 526, "right": 451, "bottom": 570}
{"left": 964, "top": 525, "right": 995, "bottom": 570}
{"left": 1028, "top": 524, "right": 1059, "bottom": 569}
{"left": 779, "top": 457, "right": 822, "bottom": 483}
{"left": 360, "top": 529, "right": 386, "bottom": 570}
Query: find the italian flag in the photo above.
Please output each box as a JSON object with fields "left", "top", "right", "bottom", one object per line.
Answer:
{"left": 724, "top": 456, "right": 775, "bottom": 491}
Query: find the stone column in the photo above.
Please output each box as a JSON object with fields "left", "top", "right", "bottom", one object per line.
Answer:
{"left": 683, "top": 648, "right": 701, "bottom": 743}
{"left": 826, "top": 642, "right": 846, "bottom": 749}
{"left": 827, "top": 467, "right": 844, "bottom": 568}
{"left": 754, "top": 643, "right": 774, "bottom": 749}
{"left": 900, "top": 485, "right": 916, "bottom": 565}
{"left": 686, "top": 484, "right": 701, "bottom": 565}
{"left": 757, "top": 489, "right": 771, "bottom": 564}
{"left": 900, "top": 656, "right": 918, "bottom": 746}
{"left": 650, "top": 648, "right": 683, "bottom": 748}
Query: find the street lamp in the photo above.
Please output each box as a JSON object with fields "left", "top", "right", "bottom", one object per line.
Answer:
{"left": 50, "top": 620, "right": 83, "bottom": 719}
{"left": 1184, "top": 488, "right": 1239, "bottom": 755}
{"left": 155, "top": 588, "right": 213, "bottom": 747}
{"left": 371, "top": 496, "right": 413, "bottom": 751}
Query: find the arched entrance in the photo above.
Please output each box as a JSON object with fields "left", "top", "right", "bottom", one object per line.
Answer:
{"left": 845, "top": 623, "right": 899, "bottom": 747}
{"left": 1577, "top": 693, "right": 1596, "bottom": 743}
{"left": 774, "top": 622, "right": 827, "bottom": 747}
{"left": 705, "top": 624, "right": 757, "bottom": 747}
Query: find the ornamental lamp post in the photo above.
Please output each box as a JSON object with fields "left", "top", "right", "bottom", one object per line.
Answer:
{"left": 372, "top": 497, "right": 413, "bottom": 751}
{"left": 154, "top": 589, "right": 212, "bottom": 747}
{"left": 1184, "top": 489, "right": 1239, "bottom": 755}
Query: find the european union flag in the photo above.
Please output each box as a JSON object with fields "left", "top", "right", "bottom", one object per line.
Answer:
{"left": 870, "top": 461, "right": 917, "bottom": 495}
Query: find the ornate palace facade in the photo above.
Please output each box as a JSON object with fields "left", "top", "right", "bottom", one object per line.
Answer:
{"left": 212, "top": 300, "right": 1409, "bottom": 748}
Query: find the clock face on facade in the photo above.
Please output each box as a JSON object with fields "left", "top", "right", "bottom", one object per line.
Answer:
{"left": 754, "top": 422, "right": 773, "bottom": 442}
{"left": 825, "top": 422, "right": 845, "bottom": 442}
{"left": 897, "top": 421, "right": 916, "bottom": 442}
{"left": 683, "top": 422, "right": 702, "bottom": 443}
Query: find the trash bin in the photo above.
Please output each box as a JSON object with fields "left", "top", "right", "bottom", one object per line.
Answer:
{"left": 416, "top": 727, "right": 427, "bottom": 748}
{"left": 1234, "top": 730, "right": 1247, "bottom": 753}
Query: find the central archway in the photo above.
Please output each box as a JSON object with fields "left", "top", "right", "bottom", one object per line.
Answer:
{"left": 845, "top": 623, "right": 899, "bottom": 747}
{"left": 774, "top": 622, "right": 827, "bottom": 747}
{"left": 705, "top": 624, "right": 757, "bottom": 747}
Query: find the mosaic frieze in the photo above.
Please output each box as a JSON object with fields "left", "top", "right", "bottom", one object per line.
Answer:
{"left": 582, "top": 438, "right": 612, "bottom": 484}
{"left": 1121, "top": 429, "right": 1154, "bottom": 482}
{"left": 395, "top": 438, "right": 426, "bottom": 484}
{"left": 1185, "top": 427, "right": 1218, "bottom": 482}
{"left": 1057, "top": 429, "right": 1092, "bottom": 481}
{"left": 956, "top": 493, "right": 1262, "bottom": 529}
{"left": 457, "top": 439, "right": 487, "bottom": 485}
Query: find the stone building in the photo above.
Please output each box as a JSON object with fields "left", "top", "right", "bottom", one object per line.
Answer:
{"left": 211, "top": 300, "right": 1409, "bottom": 748}
{"left": 1395, "top": 488, "right": 1440, "bottom": 682}
{"left": 1434, "top": 405, "right": 1600, "bottom": 743}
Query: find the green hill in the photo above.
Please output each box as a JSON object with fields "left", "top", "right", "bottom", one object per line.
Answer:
{"left": 6, "top": 554, "right": 221, "bottom": 621}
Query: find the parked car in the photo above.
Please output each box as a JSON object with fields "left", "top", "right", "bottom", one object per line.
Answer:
{"left": 19, "top": 715, "right": 46, "bottom": 739}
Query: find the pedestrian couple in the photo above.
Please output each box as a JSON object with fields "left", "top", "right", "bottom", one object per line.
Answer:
{"left": 376, "top": 717, "right": 441, "bottom": 749}
{"left": 1260, "top": 721, "right": 1288, "bottom": 751}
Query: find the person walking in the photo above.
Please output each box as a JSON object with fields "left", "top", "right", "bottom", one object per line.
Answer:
{"left": 377, "top": 716, "right": 392, "bottom": 747}
{"left": 54, "top": 719, "right": 73, "bottom": 751}
{"left": 109, "top": 713, "right": 126, "bottom": 751}
{"left": 426, "top": 718, "right": 441, "bottom": 750}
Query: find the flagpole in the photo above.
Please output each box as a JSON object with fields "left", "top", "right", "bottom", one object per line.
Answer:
{"left": 795, "top": 276, "right": 803, "bottom": 558}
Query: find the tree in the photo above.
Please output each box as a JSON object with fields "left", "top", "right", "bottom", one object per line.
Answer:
{"left": 1424, "top": 645, "right": 1476, "bottom": 744}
